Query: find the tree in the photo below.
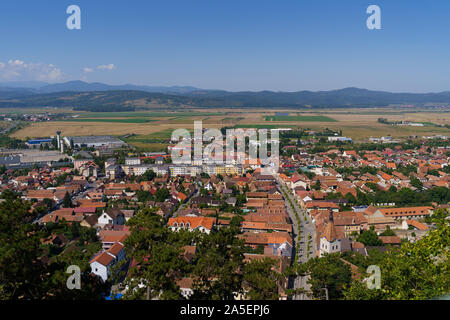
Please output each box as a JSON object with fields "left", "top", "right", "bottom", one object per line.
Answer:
{"left": 303, "top": 170, "right": 316, "bottom": 180}
{"left": 155, "top": 188, "right": 170, "bottom": 202}
{"left": 410, "top": 176, "right": 423, "bottom": 190}
{"left": 312, "top": 179, "right": 321, "bottom": 191}
{"left": 140, "top": 169, "right": 156, "bottom": 182}
{"left": 296, "top": 253, "right": 352, "bottom": 300}
{"left": 200, "top": 187, "right": 209, "bottom": 197}
{"left": 62, "top": 191, "right": 72, "bottom": 208}
{"left": 0, "top": 199, "right": 45, "bottom": 299}
{"left": 379, "top": 226, "right": 396, "bottom": 237}
{"left": 429, "top": 208, "right": 449, "bottom": 223}
{"left": 191, "top": 227, "right": 245, "bottom": 300}
{"left": 0, "top": 198, "right": 107, "bottom": 299}
{"left": 366, "top": 182, "right": 379, "bottom": 192}
{"left": 344, "top": 221, "right": 450, "bottom": 300}
{"left": 121, "top": 208, "right": 188, "bottom": 300}
{"left": 388, "top": 185, "right": 397, "bottom": 193}
{"left": 242, "top": 258, "right": 281, "bottom": 300}
{"left": 357, "top": 227, "right": 383, "bottom": 246}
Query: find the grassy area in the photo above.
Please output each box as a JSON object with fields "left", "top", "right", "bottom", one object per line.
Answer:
{"left": 123, "top": 129, "right": 189, "bottom": 151}
{"left": 265, "top": 115, "right": 338, "bottom": 122}
{"left": 234, "top": 124, "right": 298, "bottom": 129}
{"left": 124, "top": 128, "right": 188, "bottom": 143}
{"left": 9, "top": 107, "right": 449, "bottom": 140}
{"left": 76, "top": 111, "right": 224, "bottom": 118}
{"left": 126, "top": 142, "right": 168, "bottom": 152}
{"left": 63, "top": 118, "right": 156, "bottom": 123}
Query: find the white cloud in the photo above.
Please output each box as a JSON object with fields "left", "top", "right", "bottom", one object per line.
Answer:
{"left": 83, "top": 67, "right": 94, "bottom": 73}
{"left": 0, "top": 59, "right": 63, "bottom": 82}
{"left": 97, "top": 63, "right": 116, "bottom": 70}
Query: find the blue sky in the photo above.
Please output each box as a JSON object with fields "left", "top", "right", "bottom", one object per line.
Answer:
{"left": 0, "top": 0, "right": 449, "bottom": 92}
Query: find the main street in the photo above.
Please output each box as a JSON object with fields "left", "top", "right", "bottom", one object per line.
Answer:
{"left": 276, "top": 175, "right": 316, "bottom": 300}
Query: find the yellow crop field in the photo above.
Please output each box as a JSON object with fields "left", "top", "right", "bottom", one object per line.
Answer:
{"left": 10, "top": 109, "right": 450, "bottom": 143}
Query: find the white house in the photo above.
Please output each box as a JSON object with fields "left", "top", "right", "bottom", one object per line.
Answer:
{"left": 319, "top": 220, "right": 341, "bottom": 257}
{"left": 290, "top": 174, "right": 308, "bottom": 190}
{"left": 90, "top": 242, "right": 126, "bottom": 282}
{"left": 98, "top": 208, "right": 126, "bottom": 227}
{"left": 177, "top": 278, "right": 194, "bottom": 299}
{"left": 167, "top": 217, "right": 215, "bottom": 234}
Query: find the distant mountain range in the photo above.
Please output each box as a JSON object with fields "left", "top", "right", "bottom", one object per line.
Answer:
{"left": 0, "top": 80, "right": 204, "bottom": 95}
{"left": 1, "top": 81, "right": 450, "bottom": 112}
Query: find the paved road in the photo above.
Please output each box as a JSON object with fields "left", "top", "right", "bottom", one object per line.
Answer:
{"left": 276, "top": 175, "right": 316, "bottom": 300}
{"left": 0, "top": 121, "right": 19, "bottom": 135}
{"left": 172, "top": 188, "right": 199, "bottom": 217}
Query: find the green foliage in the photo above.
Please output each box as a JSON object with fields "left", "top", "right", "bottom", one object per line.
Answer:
{"left": 138, "top": 169, "right": 156, "bottom": 182}
{"left": 155, "top": 188, "right": 170, "bottom": 202}
{"left": 242, "top": 258, "right": 281, "bottom": 300}
{"left": 312, "top": 179, "right": 321, "bottom": 191}
{"left": 365, "top": 182, "right": 379, "bottom": 192}
{"left": 0, "top": 198, "right": 107, "bottom": 299}
{"left": 62, "top": 191, "right": 72, "bottom": 208}
{"left": 0, "top": 134, "right": 26, "bottom": 149}
{"left": 296, "top": 253, "right": 352, "bottom": 300}
{"left": 379, "top": 226, "right": 396, "bottom": 237}
{"left": 344, "top": 221, "right": 450, "bottom": 300}
{"left": 410, "top": 176, "right": 423, "bottom": 190}
{"left": 357, "top": 228, "right": 383, "bottom": 246}
{"left": 430, "top": 208, "right": 449, "bottom": 223}
{"left": 190, "top": 227, "right": 245, "bottom": 300}
{"left": 121, "top": 208, "right": 189, "bottom": 300}
{"left": 350, "top": 186, "right": 450, "bottom": 207}
{"left": 136, "top": 190, "right": 154, "bottom": 203}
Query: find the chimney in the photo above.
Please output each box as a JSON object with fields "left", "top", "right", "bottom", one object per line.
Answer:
{"left": 56, "top": 131, "right": 61, "bottom": 149}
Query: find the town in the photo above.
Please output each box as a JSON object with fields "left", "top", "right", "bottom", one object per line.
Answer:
{"left": 1, "top": 125, "right": 448, "bottom": 300}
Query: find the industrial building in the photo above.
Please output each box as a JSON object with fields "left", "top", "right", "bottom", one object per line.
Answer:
{"left": 0, "top": 150, "right": 70, "bottom": 169}
{"left": 27, "top": 138, "right": 54, "bottom": 146}
{"left": 63, "top": 135, "right": 126, "bottom": 149}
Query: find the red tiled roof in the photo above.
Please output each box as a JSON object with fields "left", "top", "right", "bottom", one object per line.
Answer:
{"left": 108, "top": 242, "right": 124, "bottom": 256}
{"left": 90, "top": 251, "right": 114, "bottom": 266}
{"left": 379, "top": 236, "right": 401, "bottom": 244}
{"left": 405, "top": 220, "right": 429, "bottom": 231}
{"left": 378, "top": 206, "right": 433, "bottom": 217}
{"left": 168, "top": 217, "right": 215, "bottom": 231}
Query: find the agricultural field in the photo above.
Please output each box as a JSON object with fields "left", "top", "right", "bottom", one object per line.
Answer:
{"left": 234, "top": 124, "right": 298, "bottom": 129}
{"left": 265, "top": 114, "right": 338, "bottom": 122}
{"left": 63, "top": 118, "right": 156, "bottom": 123}
{"left": 73, "top": 111, "right": 224, "bottom": 118}
{"left": 10, "top": 108, "right": 450, "bottom": 147}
